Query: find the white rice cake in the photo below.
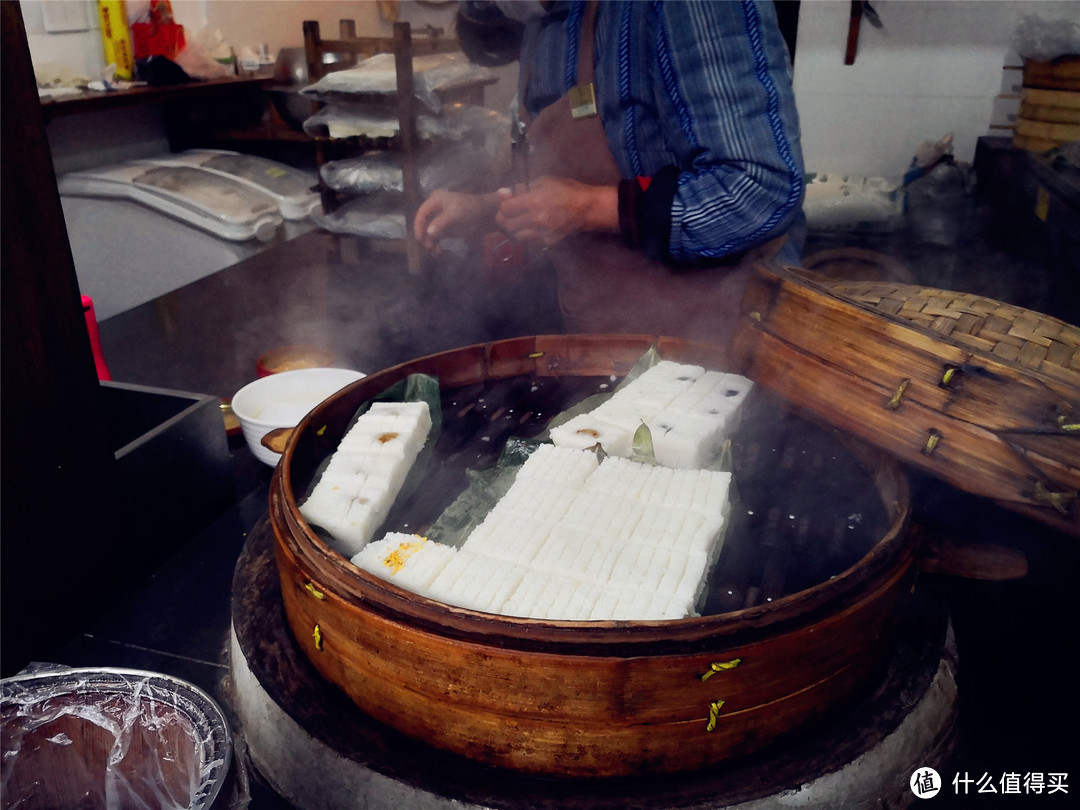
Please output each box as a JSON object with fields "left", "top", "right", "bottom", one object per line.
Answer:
{"left": 646, "top": 412, "right": 729, "bottom": 470}
{"left": 464, "top": 512, "right": 553, "bottom": 565}
{"left": 670, "top": 371, "right": 753, "bottom": 420}
{"left": 351, "top": 533, "right": 455, "bottom": 592}
{"left": 515, "top": 443, "right": 598, "bottom": 486}
{"left": 549, "top": 413, "right": 633, "bottom": 457}
{"left": 425, "top": 549, "right": 486, "bottom": 608}
{"left": 492, "top": 480, "right": 579, "bottom": 524}
{"left": 440, "top": 554, "right": 528, "bottom": 614}
{"left": 299, "top": 401, "right": 432, "bottom": 554}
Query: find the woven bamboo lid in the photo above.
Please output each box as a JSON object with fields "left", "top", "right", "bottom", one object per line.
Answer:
{"left": 733, "top": 262, "right": 1080, "bottom": 536}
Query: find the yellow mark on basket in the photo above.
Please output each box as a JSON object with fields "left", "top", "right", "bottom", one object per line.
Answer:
{"left": 1057, "top": 415, "right": 1079, "bottom": 433}
{"left": 528, "top": 351, "right": 545, "bottom": 359}
{"left": 887, "top": 378, "right": 910, "bottom": 410}
{"left": 304, "top": 582, "right": 325, "bottom": 600}
{"left": 316, "top": 425, "right": 327, "bottom": 436}
{"left": 706, "top": 700, "right": 726, "bottom": 732}
{"left": 701, "top": 659, "right": 741, "bottom": 681}
{"left": 922, "top": 429, "right": 942, "bottom": 455}
{"left": 313, "top": 624, "right": 324, "bottom": 651}
{"left": 1033, "top": 482, "right": 1076, "bottom": 515}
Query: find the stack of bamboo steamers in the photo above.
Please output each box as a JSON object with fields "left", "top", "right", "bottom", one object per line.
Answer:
{"left": 1013, "top": 55, "right": 1080, "bottom": 152}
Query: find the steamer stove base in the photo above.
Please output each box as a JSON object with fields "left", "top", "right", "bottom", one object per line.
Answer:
{"left": 230, "top": 518, "right": 957, "bottom": 810}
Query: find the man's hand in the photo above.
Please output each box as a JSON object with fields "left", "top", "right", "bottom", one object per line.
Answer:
{"left": 495, "top": 177, "right": 618, "bottom": 247}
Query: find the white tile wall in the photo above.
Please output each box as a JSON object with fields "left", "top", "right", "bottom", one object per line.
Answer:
{"left": 793, "top": 0, "right": 1080, "bottom": 181}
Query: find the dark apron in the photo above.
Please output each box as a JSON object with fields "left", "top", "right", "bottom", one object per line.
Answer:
{"left": 518, "top": 2, "right": 782, "bottom": 353}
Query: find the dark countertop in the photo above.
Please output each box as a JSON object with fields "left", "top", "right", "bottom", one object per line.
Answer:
{"left": 43, "top": 143, "right": 1080, "bottom": 806}
{"left": 96, "top": 231, "right": 565, "bottom": 400}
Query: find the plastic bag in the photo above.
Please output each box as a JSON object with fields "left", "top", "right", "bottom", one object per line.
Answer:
{"left": 311, "top": 196, "right": 407, "bottom": 239}
{"left": 302, "top": 102, "right": 443, "bottom": 140}
{"left": 301, "top": 51, "right": 494, "bottom": 112}
{"left": 1, "top": 667, "right": 231, "bottom": 810}
{"left": 1014, "top": 13, "right": 1080, "bottom": 62}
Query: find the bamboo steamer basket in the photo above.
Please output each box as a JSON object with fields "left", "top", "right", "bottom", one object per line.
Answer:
{"left": 269, "top": 334, "right": 915, "bottom": 778}
{"left": 732, "top": 262, "right": 1080, "bottom": 537}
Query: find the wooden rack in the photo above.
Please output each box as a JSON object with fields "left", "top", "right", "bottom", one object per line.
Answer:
{"left": 303, "top": 19, "right": 491, "bottom": 274}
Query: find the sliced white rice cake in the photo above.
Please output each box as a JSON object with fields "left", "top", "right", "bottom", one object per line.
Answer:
{"left": 426, "top": 549, "right": 482, "bottom": 605}
{"left": 351, "top": 533, "right": 455, "bottom": 593}
{"left": 585, "top": 456, "right": 652, "bottom": 501}
{"left": 343, "top": 401, "right": 432, "bottom": 446}
{"left": 298, "top": 472, "right": 361, "bottom": 529}
{"left": 324, "top": 490, "right": 393, "bottom": 556}
{"left": 645, "top": 412, "right": 730, "bottom": 470}
{"left": 339, "top": 422, "right": 420, "bottom": 462}
{"left": 563, "top": 581, "right": 605, "bottom": 621}
{"left": 665, "top": 370, "right": 727, "bottom": 412}
{"left": 549, "top": 413, "right": 633, "bottom": 457}
{"left": 639, "top": 360, "right": 706, "bottom": 385}
{"left": 501, "top": 570, "right": 551, "bottom": 618}
{"left": 323, "top": 449, "right": 408, "bottom": 492}
{"left": 515, "top": 443, "right": 598, "bottom": 487}
{"left": 472, "top": 560, "right": 530, "bottom": 614}
{"left": 432, "top": 550, "right": 493, "bottom": 611}
{"left": 440, "top": 554, "right": 527, "bottom": 613}
{"left": 655, "top": 548, "right": 692, "bottom": 597}
{"left": 589, "top": 584, "right": 651, "bottom": 621}
{"left": 627, "top": 506, "right": 712, "bottom": 552}
{"left": 629, "top": 465, "right": 677, "bottom": 508}
{"left": 531, "top": 525, "right": 592, "bottom": 577}
{"left": 561, "top": 489, "right": 645, "bottom": 540}
{"left": 365, "top": 400, "right": 433, "bottom": 429}
{"left": 464, "top": 512, "right": 553, "bottom": 565}
{"left": 579, "top": 544, "right": 621, "bottom": 587}
{"left": 605, "top": 542, "right": 658, "bottom": 591}
{"left": 493, "top": 480, "right": 579, "bottom": 524}
{"left": 611, "top": 582, "right": 670, "bottom": 621}
{"left": 648, "top": 588, "right": 698, "bottom": 620}
{"left": 675, "top": 372, "right": 753, "bottom": 423}
{"left": 673, "top": 548, "right": 711, "bottom": 613}
{"left": 591, "top": 398, "right": 661, "bottom": 432}
{"left": 688, "top": 469, "right": 733, "bottom": 515}
{"left": 620, "top": 361, "right": 704, "bottom": 406}
{"left": 529, "top": 575, "right": 580, "bottom": 620}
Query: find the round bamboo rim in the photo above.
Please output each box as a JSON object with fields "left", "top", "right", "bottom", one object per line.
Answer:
{"left": 271, "top": 335, "right": 914, "bottom": 655}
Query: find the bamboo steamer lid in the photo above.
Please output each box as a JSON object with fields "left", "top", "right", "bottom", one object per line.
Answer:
{"left": 732, "top": 262, "right": 1080, "bottom": 536}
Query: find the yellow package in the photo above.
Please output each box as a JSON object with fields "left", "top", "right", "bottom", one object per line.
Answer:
{"left": 98, "top": 0, "right": 134, "bottom": 80}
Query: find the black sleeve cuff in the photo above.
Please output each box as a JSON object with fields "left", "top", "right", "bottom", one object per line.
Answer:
{"left": 637, "top": 165, "right": 679, "bottom": 262}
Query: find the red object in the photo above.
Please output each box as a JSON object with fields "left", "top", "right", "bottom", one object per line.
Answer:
{"left": 481, "top": 231, "right": 526, "bottom": 282}
{"left": 81, "top": 295, "right": 111, "bottom": 381}
{"left": 132, "top": 0, "right": 186, "bottom": 60}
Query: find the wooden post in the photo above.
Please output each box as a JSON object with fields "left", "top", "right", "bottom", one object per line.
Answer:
{"left": 394, "top": 22, "right": 423, "bottom": 276}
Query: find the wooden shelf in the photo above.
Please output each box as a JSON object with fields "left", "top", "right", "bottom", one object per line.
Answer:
{"left": 39, "top": 74, "right": 272, "bottom": 122}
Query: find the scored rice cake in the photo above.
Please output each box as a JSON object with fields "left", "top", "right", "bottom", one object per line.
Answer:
{"left": 351, "top": 532, "right": 455, "bottom": 592}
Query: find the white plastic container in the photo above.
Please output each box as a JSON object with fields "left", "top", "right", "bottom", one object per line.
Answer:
{"left": 146, "top": 150, "right": 320, "bottom": 220}
{"left": 58, "top": 162, "right": 283, "bottom": 242}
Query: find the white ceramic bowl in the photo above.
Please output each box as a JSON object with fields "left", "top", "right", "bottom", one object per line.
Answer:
{"left": 232, "top": 367, "right": 366, "bottom": 465}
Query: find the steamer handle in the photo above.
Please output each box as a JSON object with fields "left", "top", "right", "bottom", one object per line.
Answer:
{"left": 262, "top": 427, "right": 295, "bottom": 454}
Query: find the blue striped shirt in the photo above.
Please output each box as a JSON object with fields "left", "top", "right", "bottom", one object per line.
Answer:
{"left": 519, "top": 0, "right": 805, "bottom": 264}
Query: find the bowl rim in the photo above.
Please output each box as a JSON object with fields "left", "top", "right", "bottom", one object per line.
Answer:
{"left": 232, "top": 367, "right": 366, "bottom": 428}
